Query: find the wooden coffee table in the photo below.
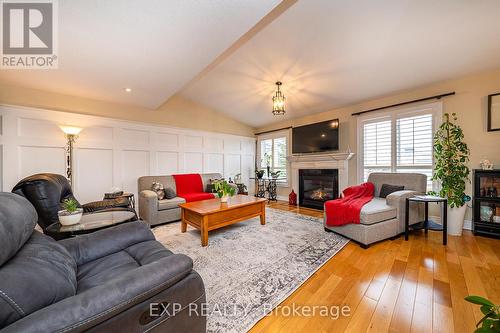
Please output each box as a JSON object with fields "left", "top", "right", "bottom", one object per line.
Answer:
{"left": 179, "top": 195, "right": 267, "bottom": 246}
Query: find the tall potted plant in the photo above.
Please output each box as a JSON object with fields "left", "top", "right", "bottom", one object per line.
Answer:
{"left": 432, "top": 112, "right": 470, "bottom": 236}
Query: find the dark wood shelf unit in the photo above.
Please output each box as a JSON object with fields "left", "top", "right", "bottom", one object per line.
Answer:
{"left": 472, "top": 169, "right": 500, "bottom": 238}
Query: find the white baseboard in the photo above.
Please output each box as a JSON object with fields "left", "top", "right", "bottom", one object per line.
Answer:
{"left": 429, "top": 215, "right": 472, "bottom": 230}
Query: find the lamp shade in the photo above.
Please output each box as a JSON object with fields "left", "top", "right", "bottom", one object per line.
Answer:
{"left": 59, "top": 126, "right": 82, "bottom": 135}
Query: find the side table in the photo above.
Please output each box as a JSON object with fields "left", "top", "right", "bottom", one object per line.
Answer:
{"left": 405, "top": 195, "right": 448, "bottom": 245}
{"left": 103, "top": 192, "right": 135, "bottom": 210}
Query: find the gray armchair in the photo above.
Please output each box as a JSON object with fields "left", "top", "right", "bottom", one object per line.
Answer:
{"left": 324, "top": 173, "right": 426, "bottom": 248}
{"left": 0, "top": 193, "right": 206, "bottom": 332}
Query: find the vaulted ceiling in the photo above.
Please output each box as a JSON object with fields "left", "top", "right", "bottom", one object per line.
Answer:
{"left": 181, "top": 0, "right": 500, "bottom": 127}
{"left": 0, "top": 0, "right": 281, "bottom": 108}
{"left": 2, "top": 0, "right": 500, "bottom": 128}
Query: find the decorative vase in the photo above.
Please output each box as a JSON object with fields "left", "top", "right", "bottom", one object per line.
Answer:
{"left": 58, "top": 208, "right": 83, "bottom": 226}
{"left": 267, "top": 166, "right": 271, "bottom": 178}
{"left": 289, "top": 190, "right": 297, "bottom": 206}
{"left": 220, "top": 195, "right": 229, "bottom": 203}
{"left": 447, "top": 204, "right": 467, "bottom": 236}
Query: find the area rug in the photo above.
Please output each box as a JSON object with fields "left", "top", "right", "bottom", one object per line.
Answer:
{"left": 153, "top": 207, "right": 349, "bottom": 333}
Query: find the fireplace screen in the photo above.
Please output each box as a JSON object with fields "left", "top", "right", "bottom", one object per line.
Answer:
{"left": 299, "top": 169, "right": 339, "bottom": 210}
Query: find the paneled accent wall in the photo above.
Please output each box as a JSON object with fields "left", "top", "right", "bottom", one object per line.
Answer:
{"left": 0, "top": 105, "right": 255, "bottom": 205}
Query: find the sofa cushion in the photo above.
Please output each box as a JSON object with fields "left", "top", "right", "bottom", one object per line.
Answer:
{"left": 76, "top": 240, "right": 172, "bottom": 293}
{"left": 0, "top": 231, "right": 77, "bottom": 328}
{"left": 182, "top": 192, "right": 216, "bottom": 203}
{"left": 158, "top": 197, "right": 186, "bottom": 210}
{"left": 360, "top": 198, "right": 397, "bottom": 225}
{"left": 379, "top": 184, "right": 405, "bottom": 198}
{"left": 0, "top": 193, "right": 37, "bottom": 266}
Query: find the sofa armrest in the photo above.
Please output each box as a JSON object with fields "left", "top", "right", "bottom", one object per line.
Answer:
{"left": 385, "top": 190, "right": 419, "bottom": 206}
{"left": 139, "top": 190, "right": 158, "bottom": 226}
{"left": 59, "top": 221, "right": 154, "bottom": 266}
{"left": 386, "top": 190, "right": 423, "bottom": 233}
{"left": 1, "top": 254, "right": 195, "bottom": 333}
{"left": 82, "top": 197, "right": 129, "bottom": 213}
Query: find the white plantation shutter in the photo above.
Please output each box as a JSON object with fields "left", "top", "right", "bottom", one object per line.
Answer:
{"left": 257, "top": 130, "right": 290, "bottom": 184}
{"left": 396, "top": 114, "right": 433, "bottom": 190}
{"left": 359, "top": 103, "right": 440, "bottom": 190}
{"left": 362, "top": 120, "right": 392, "bottom": 181}
{"left": 260, "top": 139, "right": 272, "bottom": 168}
{"left": 273, "top": 137, "right": 287, "bottom": 179}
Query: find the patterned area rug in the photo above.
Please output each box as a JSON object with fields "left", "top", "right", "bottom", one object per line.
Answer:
{"left": 153, "top": 207, "right": 348, "bottom": 333}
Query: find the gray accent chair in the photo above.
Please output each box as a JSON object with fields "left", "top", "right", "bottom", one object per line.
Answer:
{"left": 0, "top": 192, "right": 206, "bottom": 332}
{"left": 324, "top": 173, "right": 426, "bottom": 248}
{"left": 138, "top": 173, "right": 234, "bottom": 226}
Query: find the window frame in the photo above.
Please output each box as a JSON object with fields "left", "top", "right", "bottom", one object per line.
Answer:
{"left": 256, "top": 129, "right": 291, "bottom": 187}
{"left": 357, "top": 101, "right": 442, "bottom": 191}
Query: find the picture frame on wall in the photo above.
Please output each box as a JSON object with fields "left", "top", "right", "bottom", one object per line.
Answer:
{"left": 488, "top": 93, "right": 500, "bottom": 131}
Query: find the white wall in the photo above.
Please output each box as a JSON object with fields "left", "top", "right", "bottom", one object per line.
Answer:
{"left": 0, "top": 104, "right": 255, "bottom": 204}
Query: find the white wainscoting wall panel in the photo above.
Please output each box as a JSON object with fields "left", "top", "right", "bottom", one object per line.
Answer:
{"left": 0, "top": 105, "right": 256, "bottom": 206}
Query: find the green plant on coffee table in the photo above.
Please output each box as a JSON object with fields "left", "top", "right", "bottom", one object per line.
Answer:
{"left": 464, "top": 295, "right": 499, "bottom": 332}
{"left": 62, "top": 198, "right": 79, "bottom": 213}
{"left": 431, "top": 112, "right": 470, "bottom": 207}
{"left": 213, "top": 180, "right": 236, "bottom": 198}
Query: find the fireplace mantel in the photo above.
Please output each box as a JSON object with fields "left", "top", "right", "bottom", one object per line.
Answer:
{"left": 287, "top": 151, "right": 355, "bottom": 199}
{"left": 286, "top": 152, "right": 354, "bottom": 163}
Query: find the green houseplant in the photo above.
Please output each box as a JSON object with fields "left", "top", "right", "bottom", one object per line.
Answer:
{"left": 464, "top": 295, "right": 499, "bottom": 332}
{"left": 213, "top": 180, "right": 236, "bottom": 203}
{"left": 58, "top": 198, "right": 83, "bottom": 226}
{"left": 270, "top": 170, "right": 281, "bottom": 179}
{"left": 432, "top": 112, "right": 470, "bottom": 235}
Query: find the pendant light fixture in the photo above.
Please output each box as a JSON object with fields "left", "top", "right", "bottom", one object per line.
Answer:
{"left": 272, "top": 81, "right": 286, "bottom": 115}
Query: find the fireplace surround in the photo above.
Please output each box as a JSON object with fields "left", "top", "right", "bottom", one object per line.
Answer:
{"left": 299, "top": 169, "right": 339, "bottom": 210}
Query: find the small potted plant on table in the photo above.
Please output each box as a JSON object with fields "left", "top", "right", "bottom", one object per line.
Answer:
{"left": 213, "top": 180, "right": 236, "bottom": 203}
{"left": 58, "top": 198, "right": 83, "bottom": 226}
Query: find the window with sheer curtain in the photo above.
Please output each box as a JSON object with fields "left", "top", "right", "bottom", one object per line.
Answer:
{"left": 358, "top": 103, "right": 441, "bottom": 191}
{"left": 257, "top": 130, "right": 289, "bottom": 184}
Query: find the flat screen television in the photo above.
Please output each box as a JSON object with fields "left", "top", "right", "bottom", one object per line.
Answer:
{"left": 292, "top": 119, "right": 339, "bottom": 154}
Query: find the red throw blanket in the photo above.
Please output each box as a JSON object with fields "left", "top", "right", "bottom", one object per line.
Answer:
{"left": 172, "top": 174, "right": 214, "bottom": 202}
{"left": 325, "top": 182, "right": 374, "bottom": 226}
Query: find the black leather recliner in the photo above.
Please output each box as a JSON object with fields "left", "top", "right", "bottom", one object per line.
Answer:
{"left": 12, "top": 173, "right": 137, "bottom": 236}
{"left": 0, "top": 192, "right": 207, "bottom": 332}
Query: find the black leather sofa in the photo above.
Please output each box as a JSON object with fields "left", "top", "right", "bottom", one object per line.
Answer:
{"left": 0, "top": 192, "right": 206, "bottom": 332}
{"left": 12, "top": 173, "right": 137, "bottom": 238}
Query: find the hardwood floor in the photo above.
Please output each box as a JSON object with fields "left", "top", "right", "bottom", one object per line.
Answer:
{"left": 248, "top": 201, "right": 500, "bottom": 333}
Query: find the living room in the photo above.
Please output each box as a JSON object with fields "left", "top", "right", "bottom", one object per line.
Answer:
{"left": 1, "top": 1, "right": 499, "bottom": 332}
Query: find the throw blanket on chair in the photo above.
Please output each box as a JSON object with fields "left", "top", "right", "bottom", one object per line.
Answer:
{"left": 325, "top": 182, "right": 375, "bottom": 226}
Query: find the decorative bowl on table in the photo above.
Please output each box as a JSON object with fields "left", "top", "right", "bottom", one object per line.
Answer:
{"left": 58, "top": 208, "right": 83, "bottom": 226}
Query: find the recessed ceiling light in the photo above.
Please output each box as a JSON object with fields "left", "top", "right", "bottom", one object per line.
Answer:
{"left": 124, "top": 88, "right": 132, "bottom": 92}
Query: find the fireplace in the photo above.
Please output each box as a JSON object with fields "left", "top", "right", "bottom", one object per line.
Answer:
{"left": 299, "top": 169, "right": 339, "bottom": 210}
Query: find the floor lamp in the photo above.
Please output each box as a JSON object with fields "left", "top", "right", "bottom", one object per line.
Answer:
{"left": 59, "top": 126, "right": 82, "bottom": 186}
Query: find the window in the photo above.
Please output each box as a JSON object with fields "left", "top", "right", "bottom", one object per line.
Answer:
{"left": 257, "top": 130, "right": 289, "bottom": 184}
{"left": 358, "top": 102, "right": 441, "bottom": 191}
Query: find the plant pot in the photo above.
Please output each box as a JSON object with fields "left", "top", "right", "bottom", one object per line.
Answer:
{"left": 220, "top": 195, "right": 229, "bottom": 203}
{"left": 447, "top": 204, "right": 467, "bottom": 236}
{"left": 58, "top": 208, "right": 83, "bottom": 226}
